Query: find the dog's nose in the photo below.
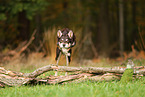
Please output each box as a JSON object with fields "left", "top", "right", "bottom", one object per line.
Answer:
{"left": 63, "top": 44, "right": 65, "bottom": 47}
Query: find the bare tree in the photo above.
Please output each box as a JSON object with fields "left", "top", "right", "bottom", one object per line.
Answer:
{"left": 98, "top": 0, "right": 110, "bottom": 57}
{"left": 119, "top": 0, "right": 124, "bottom": 57}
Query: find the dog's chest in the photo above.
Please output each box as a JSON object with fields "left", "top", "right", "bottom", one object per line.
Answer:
{"left": 61, "top": 48, "right": 70, "bottom": 56}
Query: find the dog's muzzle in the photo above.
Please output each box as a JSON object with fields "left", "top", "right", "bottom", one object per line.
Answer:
{"left": 59, "top": 42, "right": 71, "bottom": 48}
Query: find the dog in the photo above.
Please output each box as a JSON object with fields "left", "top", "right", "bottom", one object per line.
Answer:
{"left": 55, "top": 28, "right": 76, "bottom": 76}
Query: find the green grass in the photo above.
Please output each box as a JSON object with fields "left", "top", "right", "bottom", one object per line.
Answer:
{"left": 1, "top": 79, "right": 145, "bottom": 97}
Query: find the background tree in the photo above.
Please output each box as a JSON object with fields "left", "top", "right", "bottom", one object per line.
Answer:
{"left": 119, "top": 0, "right": 124, "bottom": 57}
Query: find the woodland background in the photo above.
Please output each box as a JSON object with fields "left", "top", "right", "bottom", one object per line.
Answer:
{"left": 0, "top": 0, "right": 145, "bottom": 65}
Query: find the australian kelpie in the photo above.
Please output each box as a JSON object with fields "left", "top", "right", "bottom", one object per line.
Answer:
{"left": 55, "top": 28, "right": 76, "bottom": 76}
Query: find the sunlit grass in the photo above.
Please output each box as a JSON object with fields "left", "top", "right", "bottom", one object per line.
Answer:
{"left": 1, "top": 79, "right": 145, "bottom": 97}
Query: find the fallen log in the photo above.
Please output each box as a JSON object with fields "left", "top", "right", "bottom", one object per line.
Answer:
{"left": 1, "top": 64, "right": 144, "bottom": 78}
{"left": 0, "top": 64, "right": 145, "bottom": 87}
{"left": 47, "top": 73, "right": 94, "bottom": 84}
{"left": 22, "top": 65, "right": 126, "bottom": 78}
{"left": 23, "top": 65, "right": 56, "bottom": 78}
{"left": 0, "top": 74, "right": 32, "bottom": 87}
{"left": 0, "top": 67, "right": 24, "bottom": 77}
{"left": 64, "top": 73, "right": 121, "bottom": 84}
{"left": 22, "top": 65, "right": 145, "bottom": 78}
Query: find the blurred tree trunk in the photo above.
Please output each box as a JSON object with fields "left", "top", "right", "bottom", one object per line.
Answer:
{"left": 81, "top": 0, "right": 97, "bottom": 59}
{"left": 35, "top": 13, "right": 42, "bottom": 46}
{"left": 132, "top": 0, "right": 138, "bottom": 43}
{"left": 119, "top": 0, "right": 124, "bottom": 57}
{"left": 83, "top": 8, "right": 93, "bottom": 58}
{"left": 18, "top": 10, "right": 30, "bottom": 41}
{"left": 98, "top": 0, "right": 110, "bottom": 57}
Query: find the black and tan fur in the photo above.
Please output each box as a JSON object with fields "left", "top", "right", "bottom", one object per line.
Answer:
{"left": 55, "top": 28, "right": 76, "bottom": 76}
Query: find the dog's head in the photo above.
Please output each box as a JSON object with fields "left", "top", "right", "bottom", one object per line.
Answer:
{"left": 57, "top": 28, "right": 75, "bottom": 49}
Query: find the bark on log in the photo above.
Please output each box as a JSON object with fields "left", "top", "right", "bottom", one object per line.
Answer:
{"left": 64, "top": 73, "right": 121, "bottom": 84}
{"left": 0, "top": 74, "right": 33, "bottom": 87}
{"left": 47, "top": 73, "right": 94, "bottom": 84}
{"left": 23, "top": 65, "right": 56, "bottom": 78}
{"left": 0, "top": 67, "right": 24, "bottom": 77}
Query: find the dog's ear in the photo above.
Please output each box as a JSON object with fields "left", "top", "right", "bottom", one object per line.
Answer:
{"left": 68, "top": 30, "right": 73, "bottom": 39}
{"left": 57, "top": 30, "right": 62, "bottom": 38}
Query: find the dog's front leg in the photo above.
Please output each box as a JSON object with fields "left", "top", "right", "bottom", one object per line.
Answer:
{"left": 65, "top": 49, "right": 71, "bottom": 76}
{"left": 55, "top": 51, "right": 62, "bottom": 76}
{"left": 65, "top": 55, "right": 69, "bottom": 76}
{"left": 56, "top": 52, "right": 62, "bottom": 66}
{"left": 66, "top": 55, "right": 69, "bottom": 67}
